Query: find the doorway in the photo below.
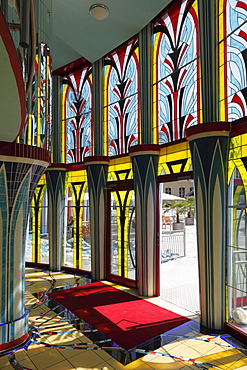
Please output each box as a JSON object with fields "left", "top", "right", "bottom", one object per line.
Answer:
{"left": 106, "top": 184, "right": 137, "bottom": 287}
{"left": 159, "top": 179, "right": 200, "bottom": 313}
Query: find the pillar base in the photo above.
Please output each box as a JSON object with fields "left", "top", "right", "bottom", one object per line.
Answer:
{"left": 200, "top": 324, "right": 225, "bottom": 336}
{"left": 0, "top": 332, "right": 29, "bottom": 352}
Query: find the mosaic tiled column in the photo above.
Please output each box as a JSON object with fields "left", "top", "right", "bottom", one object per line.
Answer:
{"left": 129, "top": 145, "right": 160, "bottom": 297}
{"left": 186, "top": 122, "right": 230, "bottom": 330}
{"left": 0, "top": 143, "right": 49, "bottom": 350}
{"left": 84, "top": 156, "right": 109, "bottom": 280}
{"left": 46, "top": 164, "right": 66, "bottom": 271}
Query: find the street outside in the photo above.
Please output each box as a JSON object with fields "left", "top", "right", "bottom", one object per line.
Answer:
{"left": 160, "top": 223, "right": 200, "bottom": 313}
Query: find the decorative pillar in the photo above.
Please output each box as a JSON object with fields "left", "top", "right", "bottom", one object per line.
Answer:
{"left": 84, "top": 156, "right": 109, "bottom": 280}
{"left": 0, "top": 143, "right": 49, "bottom": 351}
{"left": 46, "top": 164, "right": 66, "bottom": 271}
{"left": 139, "top": 24, "right": 153, "bottom": 144}
{"left": 186, "top": 122, "right": 230, "bottom": 330}
{"left": 129, "top": 144, "right": 160, "bottom": 297}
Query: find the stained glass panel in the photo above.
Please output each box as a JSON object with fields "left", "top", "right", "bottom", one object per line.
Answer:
{"left": 226, "top": 0, "right": 247, "bottom": 37}
{"left": 62, "top": 67, "right": 93, "bottom": 163}
{"left": 21, "top": 43, "right": 52, "bottom": 149}
{"left": 110, "top": 190, "right": 135, "bottom": 280}
{"left": 158, "top": 141, "right": 191, "bottom": 176}
{"left": 153, "top": 0, "right": 200, "bottom": 143}
{"left": 103, "top": 38, "right": 140, "bottom": 156}
{"left": 154, "top": 62, "right": 200, "bottom": 142}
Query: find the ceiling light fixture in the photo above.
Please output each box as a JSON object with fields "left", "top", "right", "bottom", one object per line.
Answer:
{"left": 89, "top": 4, "right": 109, "bottom": 20}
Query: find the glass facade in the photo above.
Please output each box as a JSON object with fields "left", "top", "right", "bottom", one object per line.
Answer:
{"left": 15, "top": 0, "right": 247, "bottom": 341}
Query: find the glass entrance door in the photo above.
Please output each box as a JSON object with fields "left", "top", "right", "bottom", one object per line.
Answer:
{"left": 107, "top": 188, "right": 136, "bottom": 286}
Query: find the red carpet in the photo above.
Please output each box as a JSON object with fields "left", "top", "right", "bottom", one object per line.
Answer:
{"left": 48, "top": 282, "right": 189, "bottom": 350}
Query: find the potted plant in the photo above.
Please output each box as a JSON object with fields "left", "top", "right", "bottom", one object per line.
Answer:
{"left": 163, "top": 200, "right": 186, "bottom": 230}
{"left": 184, "top": 196, "right": 195, "bottom": 225}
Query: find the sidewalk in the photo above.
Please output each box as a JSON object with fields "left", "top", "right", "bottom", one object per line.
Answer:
{"left": 160, "top": 224, "right": 200, "bottom": 313}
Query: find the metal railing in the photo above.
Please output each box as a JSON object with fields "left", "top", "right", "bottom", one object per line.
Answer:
{"left": 161, "top": 229, "right": 186, "bottom": 263}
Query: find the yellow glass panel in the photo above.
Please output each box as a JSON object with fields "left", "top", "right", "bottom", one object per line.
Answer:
{"left": 184, "top": 158, "right": 192, "bottom": 172}
{"left": 108, "top": 156, "right": 133, "bottom": 181}
{"left": 242, "top": 133, "right": 247, "bottom": 146}
{"left": 152, "top": 86, "right": 158, "bottom": 145}
{"left": 218, "top": 0, "right": 226, "bottom": 122}
{"left": 61, "top": 84, "right": 69, "bottom": 163}
{"left": 64, "top": 175, "right": 88, "bottom": 270}
{"left": 161, "top": 163, "right": 171, "bottom": 175}
{"left": 218, "top": 66, "right": 226, "bottom": 121}
{"left": 27, "top": 114, "right": 32, "bottom": 146}
{"left": 124, "top": 190, "right": 134, "bottom": 278}
{"left": 116, "top": 172, "right": 125, "bottom": 181}
{"left": 39, "top": 174, "right": 46, "bottom": 185}
{"left": 103, "top": 65, "right": 111, "bottom": 156}
{"left": 231, "top": 158, "right": 247, "bottom": 205}
{"left": 157, "top": 163, "right": 164, "bottom": 175}
{"left": 228, "top": 160, "right": 235, "bottom": 184}
{"left": 166, "top": 151, "right": 185, "bottom": 162}
{"left": 152, "top": 34, "right": 160, "bottom": 71}
{"left": 218, "top": 13, "right": 224, "bottom": 42}
{"left": 108, "top": 172, "right": 118, "bottom": 182}
{"left": 31, "top": 200, "right": 37, "bottom": 262}
{"left": 66, "top": 168, "right": 88, "bottom": 184}
{"left": 158, "top": 141, "right": 191, "bottom": 176}
{"left": 242, "top": 144, "right": 247, "bottom": 158}
{"left": 229, "top": 136, "right": 241, "bottom": 160}
{"left": 171, "top": 164, "right": 183, "bottom": 173}
{"left": 192, "top": 0, "right": 198, "bottom": 15}
{"left": 111, "top": 189, "right": 134, "bottom": 278}
{"left": 31, "top": 183, "right": 47, "bottom": 263}
{"left": 111, "top": 191, "right": 122, "bottom": 275}
{"left": 103, "top": 107, "right": 108, "bottom": 156}
{"left": 152, "top": 30, "right": 161, "bottom": 144}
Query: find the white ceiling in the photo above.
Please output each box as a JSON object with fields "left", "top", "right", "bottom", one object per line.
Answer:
{"left": 52, "top": 0, "right": 171, "bottom": 70}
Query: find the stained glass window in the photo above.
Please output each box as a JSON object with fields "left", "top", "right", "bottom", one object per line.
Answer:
{"left": 227, "top": 167, "right": 247, "bottom": 336}
{"left": 22, "top": 43, "right": 52, "bottom": 149}
{"left": 103, "top": 38, "right": 140, "bottom": 156}
{"left": 219, "top": 1, "right": 247, "bottom": 121}
{"left": 25, "top": 176, "right": 47, "bottom": 264}
{"left": 153, "top": 0, "right": 200, "bottom": 143}
{"left": 64, "top": 169, "right": 91, "bottom": 271}
{"left": 62, "top": 67, "right": 93, "bottom": 163}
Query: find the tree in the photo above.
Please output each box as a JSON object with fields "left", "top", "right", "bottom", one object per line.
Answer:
{"left": 163, "top": 200, "right": 187, "bottom": 223}
{"left": 184, "top": 196, "right": 195, "bottom": 218}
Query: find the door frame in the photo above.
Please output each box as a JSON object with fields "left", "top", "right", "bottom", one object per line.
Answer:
{"left": 105, "top": 179, "right": 137, "bottom": 288}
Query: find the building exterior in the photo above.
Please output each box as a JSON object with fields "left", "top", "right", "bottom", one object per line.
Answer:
{"left": 163, "top": 180, "right": 194, "bottom": 198}
{"left": 0, "top": 0, "right": 247, "bottom": 351}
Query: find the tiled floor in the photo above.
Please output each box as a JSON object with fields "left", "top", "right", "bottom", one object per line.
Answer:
{"left": 1, "top": 268, "right": 247, "bottom": 370}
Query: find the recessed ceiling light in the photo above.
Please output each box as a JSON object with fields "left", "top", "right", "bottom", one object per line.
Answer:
{"left": 89, "top": 4, "right": 109, "bottom": 20}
